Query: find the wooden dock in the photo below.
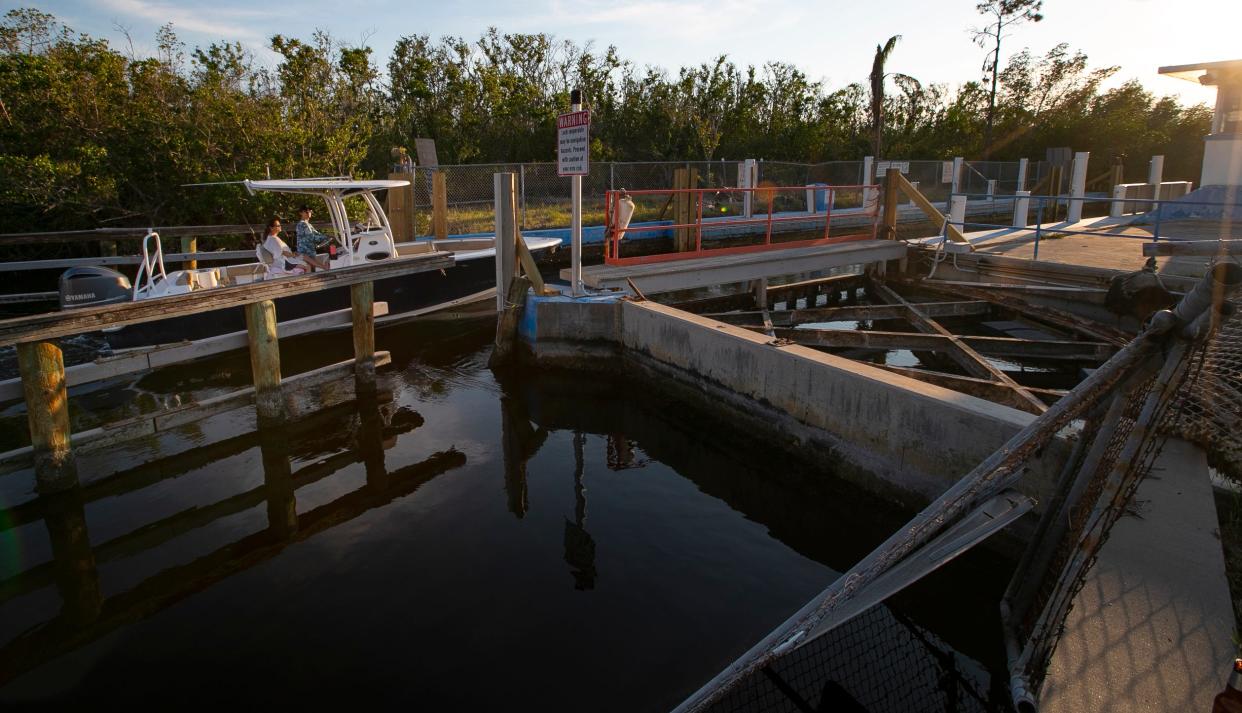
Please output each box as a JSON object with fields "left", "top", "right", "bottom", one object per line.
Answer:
{"left": 562, "top": 240, "right": 907, "bottom": 294}
{"left": 0, "top": 250, "right": 453, "bottom": 492}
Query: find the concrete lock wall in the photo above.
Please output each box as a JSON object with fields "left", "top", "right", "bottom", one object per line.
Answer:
{"left": 524, "top": 295, "right": 1067, "bottom": 510}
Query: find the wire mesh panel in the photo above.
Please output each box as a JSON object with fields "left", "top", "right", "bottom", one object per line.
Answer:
{"left": 704, "top": 605, "right": 1000, "bottom": 713}
{"left": 1169, "top": 304, "right": 1242, "bottom": 478}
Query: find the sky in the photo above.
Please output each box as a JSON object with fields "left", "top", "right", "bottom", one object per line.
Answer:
{"left": 23, "top": 0, "right": 1239, "bottom": 107}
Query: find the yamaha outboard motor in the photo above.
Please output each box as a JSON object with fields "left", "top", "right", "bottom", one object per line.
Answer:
{"left": 58, "top": 266, "right": 132, "bottom": 310}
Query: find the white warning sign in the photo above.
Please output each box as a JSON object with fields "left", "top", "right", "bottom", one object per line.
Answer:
{"left": 557, "top": 110, "right": 590, "bottom": 177}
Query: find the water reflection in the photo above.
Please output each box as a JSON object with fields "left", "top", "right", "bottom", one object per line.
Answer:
{"left": 0, "top": 391, "right": 464, "bottom": 689}
{"left": 0, "top": 318, "right": 1014, "bottom": 711}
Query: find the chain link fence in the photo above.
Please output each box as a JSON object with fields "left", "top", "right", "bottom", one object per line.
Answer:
{"left": 408, "top": 159, "right": 1025, "bottom": 238}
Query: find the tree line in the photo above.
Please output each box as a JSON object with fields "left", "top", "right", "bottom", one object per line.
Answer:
{"left": 0, "top": 7, "right": 1211, "bottom": 231}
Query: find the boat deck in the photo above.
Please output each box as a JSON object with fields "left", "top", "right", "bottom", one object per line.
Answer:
{"left": 563, "top": 240, "right": 907, "bottom": 294}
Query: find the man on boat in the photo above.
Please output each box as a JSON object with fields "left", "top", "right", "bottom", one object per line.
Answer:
{"left": 295, "top": 205, "right": 332, "bottom": 271}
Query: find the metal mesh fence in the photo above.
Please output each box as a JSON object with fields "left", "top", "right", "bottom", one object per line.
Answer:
{"left": 1169, "top": 305, "right": 1242, "bottom": 480}
{"left": 704, "top": 605, "right": 1000, "bottom": 713}
{"left": 407, "top": 159, "right": 1022, "bottom": 238}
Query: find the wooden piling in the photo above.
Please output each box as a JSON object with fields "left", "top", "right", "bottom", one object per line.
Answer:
{"left": 432, "top": 171, "right": 448, "bottom": 241}
{"left": 244, "top": 300, "right": 283, "bottom": 421}
{"left": 882, "top": 168, "right": 900, "bottom": 239}
{"left": 180, "top": 236, "right": 197, "bottom": 270}
{"left": 17, "top": 340, "right": 78, "bottom": 492}
{"left": 489, "top": 275, "right": 532, "bottom": 369}
{"left": 351, "top": 281, "right": 377, "bottom": 391}
{"left": 672, "top": 167, "right": 698, "bottom": 252}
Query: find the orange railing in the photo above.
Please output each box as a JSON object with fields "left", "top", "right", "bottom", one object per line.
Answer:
{"left": 603, "top": 184, "right": 879, "bottom": 266}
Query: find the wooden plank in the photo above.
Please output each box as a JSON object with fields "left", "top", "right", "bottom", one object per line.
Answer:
{"left": 17, "top": 341, "right": 78, "bottom": 491}
{"left": 896, "top": 172, "right": 968, "bottom": 244}
{"left": 895, "top": 275, "right": 1130, "bottom": 345}
{"left": 0, "top": 291, "right": 57, "bottom": 304}
{"left": 244, "top": 300, "right": 282, "bottom": 420}
{"left": 766, "top": 327, "right": 1115, "bottom": 360}
{"left": 1142, "top": 240, "right": 1242, "bottom": 257}
{"left": 875, "top": 364, "right": 1066, "bottom": 411}
{"left": 350, "top": 282, "right": 376, "bottom": 389}
{"left": 0, "top": 251, "right": 452, "bottom": 347}
{"left": 704, "top": 301, "right": 990, "bottom": 325}
{"left": 924, "top": 280, "right": 1108, "bottom": 295}
{"left": 0, "top": 303, "right": 390, "bottom": 404}
{"left": 873, "top": 284, "right": 1048, "bottom": 413}
{"left": 516, "top": 233, "right": 553, "bottom": 295}
{"left": 567, "top": 240, "right": 906, "bottom": 293}
{"left": 766, "top": 273, "right": 863, "bottom": 302}
{"left": 0, "top": 353, "right": 393, "bottom": 466}
{"left": 432, "top": 171, "right": 448, "bottom": 241}
{"left": 0, "top": 222, "right": 332, "bottom": 245}
{"left": 0, "top": 251, "right": 259, "bottom": 271}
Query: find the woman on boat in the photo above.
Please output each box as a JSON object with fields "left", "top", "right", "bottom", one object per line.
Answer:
{"left": 295, "top": 205, "right": 332, "bottom": 271}
{"left": 260, "top": 217, "right": 306, "bottom": 276}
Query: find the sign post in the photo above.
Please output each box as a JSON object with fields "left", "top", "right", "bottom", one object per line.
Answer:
{"left": 558, "top": 90, "right": 590, "bottom": 296}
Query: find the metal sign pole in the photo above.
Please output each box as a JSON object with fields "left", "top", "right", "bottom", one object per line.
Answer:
{"left": 570, "top": 89, "right": 584, "bottom": 296}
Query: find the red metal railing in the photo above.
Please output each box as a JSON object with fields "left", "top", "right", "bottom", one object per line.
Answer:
{"left": 603, "top": 184, "right": 879, "bottom": 266}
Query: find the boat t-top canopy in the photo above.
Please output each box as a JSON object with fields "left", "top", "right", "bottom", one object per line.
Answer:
{"left": 243, "top": 178, "right": 409, "bottom": 197}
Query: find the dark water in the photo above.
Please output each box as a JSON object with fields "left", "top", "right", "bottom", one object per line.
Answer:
{"left": 0, "top": 318, "right": 1014, "bottom": 710}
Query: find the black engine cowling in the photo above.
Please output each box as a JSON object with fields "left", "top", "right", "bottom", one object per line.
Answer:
{"left": 59, "top": 266, "right": 132, "bottom": 310}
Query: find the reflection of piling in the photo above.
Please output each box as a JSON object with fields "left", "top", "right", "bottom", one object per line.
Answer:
{"left": 501, "top": 396, "right": 530, "bottom": 518}
{"left": 356, "top": 392, "right": 387, "bottom": 492}
{"left": 257, "top": 421, "right": 297, "bottom": 539}
{"left": 563, "top": 431, "right": 596, "bottom": 590}
{"left": 42, "top": 488, "right": 101, "bottom": 626}
{"left": 17, "top": 341, "right": 78, "bottom": 492}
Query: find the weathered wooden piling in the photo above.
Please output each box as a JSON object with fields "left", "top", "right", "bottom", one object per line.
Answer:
{"left": 17, "top": 340, "right": 78, "bottom": 492}
{"left": 351, "top": 281, "right": 377, "bottom": 392}
{"left": 244, "top": 300, "right": 283, "bottom": 421}
{"left": 882, "top": 168, "right": 900, "bottom": 239}
{"left": 180, "top": 236, "right": 197, "bottom": 270}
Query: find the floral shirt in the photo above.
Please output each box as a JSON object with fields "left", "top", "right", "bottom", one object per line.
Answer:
{"left": 295, "top": 220, "right": 330, "bottom": 256}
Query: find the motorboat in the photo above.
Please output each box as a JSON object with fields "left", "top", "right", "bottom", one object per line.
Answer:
{"left": 56, "top": 178, "right": 560, "bottom": 349}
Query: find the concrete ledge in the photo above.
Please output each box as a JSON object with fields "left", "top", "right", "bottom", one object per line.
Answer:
{"left": 521, "top": 293, "right": 1069, "bottom": 509}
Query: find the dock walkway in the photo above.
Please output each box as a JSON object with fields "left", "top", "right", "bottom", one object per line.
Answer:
{"left": 1041, "top": 439, "right": 1235, "bottom": 713}
{"left": 563, "top": 240, "right": 906, "bottom": 294}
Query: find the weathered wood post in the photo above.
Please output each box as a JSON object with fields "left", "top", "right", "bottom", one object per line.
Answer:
{"left": 494, "top": 173, "right": 518, "bottom": 311}
{"left": 882, "top": 167, "right": 900, "bottom": 239}
{"left": 432, "top": 171, "right": 449, "bottom": 241}
{"left": 351, "top": 281, "right": 376, "bottom": 393}
{"left": 181, "top": 236, "right": 197, "bottom": 271}
{"left": 17, "top": 340, "right": 78, "bottom": 492}
{"left": 244, "top": 300, "right": 283, "bottom": 421}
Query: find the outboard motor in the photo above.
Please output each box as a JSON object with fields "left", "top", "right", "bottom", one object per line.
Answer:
{"left": 58, "top": 266, "right": 133, "bottom": 310}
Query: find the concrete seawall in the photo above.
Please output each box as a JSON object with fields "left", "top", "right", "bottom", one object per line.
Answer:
{"left": 520, "top": 294, "right": 1067, "bottom": 511}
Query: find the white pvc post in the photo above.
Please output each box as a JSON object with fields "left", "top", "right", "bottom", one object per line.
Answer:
{"left": 1013, "top": 191, "right": 1031, "bottom": 227}
{"left": 570, "top": 93, "right": 583, "bottom": 297}
{"left": 862, "top": 156, "right": 874, "bottom": 209}
{"left": 951, "top": 157, "right": 964, "bottom": 195}
{"left": 805, "top": 186, "right": 816, "bottom": 214}
{"left": 1017, "top": 158, "right": 1029, "bottom": 192}
{"left": 1148, "top": 155, "right": 1164, "bottom": 186}
{"left": 1067, "top": 151, "right": 1089, "bottom": 223}
{"left": 908, "top": 181, "right": 919, "bottom": 206}
{"left": 986, "top": 179, "right": 997, "bottom": 197}
{"left": 1109, "top": 183, "right": 1128, "bottom": 218}
{"left": 742, "top": 159, "right": 756, "bottom": 218}
{"left": 949, "top": 195, "right": 967, "bottom": 234}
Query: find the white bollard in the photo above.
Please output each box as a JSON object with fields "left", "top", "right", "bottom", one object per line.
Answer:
{"left": 741, "top": 158, "right": 757, "bottom": 218}
{"left": 861, "top": 156, "right": 875, "bottom": 211}
{"left": 1013, "top": 191, "right": 1031, "bottom": 228}
{"left": 949, "top": 195, "right": 967, "bottom": 235}
{"left": 987, "top": 179, "right": 997, "bottom": 197}
{"left": 1017, "top": 158, "right": 1029, "bottom": 192}
{"left": 951, "top": 157, "right": 964, "bottom": 195}
{"left": 1148, "top": 155, "right": 1164, "bottom": 186}
{"left": 1067, "top": 151, "right": 1089, "bottom": 223}
{"left": 1109, "top": 183, "right": 1128, "bottom": 218}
